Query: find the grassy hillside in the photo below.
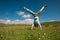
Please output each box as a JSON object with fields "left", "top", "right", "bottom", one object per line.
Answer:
{"left": 0, "top": 21, "right": 60, "bottom": 40}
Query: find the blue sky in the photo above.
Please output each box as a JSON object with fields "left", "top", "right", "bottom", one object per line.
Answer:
{"left": 0, "top": 0, "right": 60, "bottom": 22}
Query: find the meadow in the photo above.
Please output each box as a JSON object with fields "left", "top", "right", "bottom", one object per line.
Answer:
{"left": 0, "top": 21, "right": 60, "bottom": 40}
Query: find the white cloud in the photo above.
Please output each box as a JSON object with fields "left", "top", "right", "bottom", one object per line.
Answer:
{"left": 0, "top": 19, "right": 11, "bottom": 24}
{"left": 24, "top": 19, "right": 34, "bottom": 24}
{"left": 17, "top": 11, "right": 24, "bottom": 16}
{"left": 48, "top": 20, "right": 56, "bottom": 22}
{"left": 0, "top": 19, "right": 34, "bottom": 24}
{"left": 17, "top": 11, "right": 31, "bottom": 18}
{"left": 23, "top": 14, "right": 31, "bottom": 18}
{"left": 0, "top": 11, "right": 33, "bottom": 24}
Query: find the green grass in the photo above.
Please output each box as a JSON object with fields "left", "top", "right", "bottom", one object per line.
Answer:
{"left": 0, "top": 21, "right": 60, "bottom": 40}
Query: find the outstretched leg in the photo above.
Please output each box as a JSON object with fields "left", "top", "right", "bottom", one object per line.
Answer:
{"left": 31, "top": 23, "right": 34, "bottom": 30}
{"left": 37, "top": 18, "right": 42, "bottom": 30}
{"left": 39, "top": 23, "right": 42, "bottom": 30}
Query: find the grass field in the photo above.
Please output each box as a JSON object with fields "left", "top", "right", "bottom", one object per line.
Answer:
{"left": 0, "top": 21, "right": 60, "bottom": 40}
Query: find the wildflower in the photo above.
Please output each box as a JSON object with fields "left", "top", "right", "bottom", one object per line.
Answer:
{"left": 39, "top": 38, "right": 40, "bottom": 40}
{"left": 44, "top": 33, "right": 46, "bottom": 35}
